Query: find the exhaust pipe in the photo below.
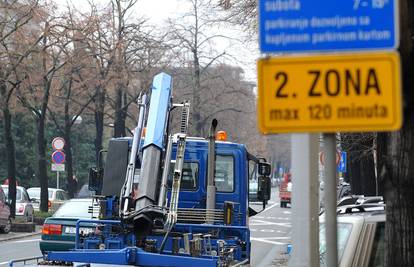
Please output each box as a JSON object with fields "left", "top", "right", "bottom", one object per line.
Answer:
{"left": 206, "top": 119, "right": 218, "bottom": 224}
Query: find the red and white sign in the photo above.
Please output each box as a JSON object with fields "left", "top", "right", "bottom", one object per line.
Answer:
{"left": 52, "top": 150, "right": 66, "bottom": 164}
{"left": 52, "top": 137, "right": 65, "bottom": 150}
{"left": 319, "top": 151, "right": 341, "bottom": 166}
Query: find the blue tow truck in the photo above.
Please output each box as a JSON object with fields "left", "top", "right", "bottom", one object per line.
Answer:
{"left": 13, "top": 73, "right": 271, "bottom": 267}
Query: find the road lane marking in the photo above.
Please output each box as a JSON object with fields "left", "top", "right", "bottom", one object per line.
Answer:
{"left": 283, "top": 211, "right": 291, "bottom": 214}
{"left": 277, "top": 217, "right": 290, "bottom": 220}
{"left": 11, "top": 238, "right": 40, "bottom": 243}
{"left": 250, "top": 219, "right": 291, "bottom": 227}
{"left": 264, "top": 236, "right": 291, "bottom": 240}
{"left": 263, "top": 202, "right": 280, "bottom": 212}
{"left": 251, "top": 237, "right": 288, "bottom": 245}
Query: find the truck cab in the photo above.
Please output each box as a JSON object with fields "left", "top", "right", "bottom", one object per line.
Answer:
{"left": 99, "top": 136, "right": 266, "bottom": 226}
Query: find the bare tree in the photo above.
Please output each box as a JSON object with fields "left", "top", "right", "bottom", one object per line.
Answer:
{"left": 218, "top": 0, "right": 257, "bottom": 38}
{"left": 17, "top": 13, "right": 70, "bottom": 212}
{"left": 46, "top": 9, "right": 95, "bottom": 197}
{"left": 167, "top": 0, "right": 233, "bottom": 135}
{"left": 72, "top": 4, "right": 115, "bottom": 163}
{"left": 0, "top": 0, "right": 39, "bottom": 216}
{"left": 111, "top": 0, "right": 137, "bottom": 137}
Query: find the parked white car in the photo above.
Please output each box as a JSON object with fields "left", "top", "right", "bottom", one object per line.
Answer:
{"left": 1, "top": 185, "right": 34, "bottom": 219}
{"left": 320, "top": 199, "right": 385, "bottom": 267}
{"left": 27, "top": 188, "right": 70, "bottom": 212}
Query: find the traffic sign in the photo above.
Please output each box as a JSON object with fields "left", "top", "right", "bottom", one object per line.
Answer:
{"left": 52, "top": 163, "right": 65, "bottom": 172}
{"left": 52, "top": 150, "right": 66, "bottom": 164}
{"left": 319, "top": 151, "right": 341, "bottom": 166}
{"left": 257, "top": 52, "right": 402, "bottom": 133}
{"left": 337, "top": 152, "right": 347, "bottom": 173}
{"left": 259, "top": 0, "right": 398, "bottom": 53}
{"left": 52, "top": 137, "right": 65, "bottom": 150}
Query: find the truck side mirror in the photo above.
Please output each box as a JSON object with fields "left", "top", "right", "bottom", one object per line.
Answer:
{"left": 258, "top": 162, "right": 271, "bottom": 176}
{"left": 88, "top": 167, "right": 103, "bottom": 194}
{"left": 257, "top": 176, "right": 271, "bottom": 202}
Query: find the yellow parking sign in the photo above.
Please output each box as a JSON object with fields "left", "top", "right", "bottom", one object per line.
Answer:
{"left": 257, "top": 52, "right": 402, "bottom": 133}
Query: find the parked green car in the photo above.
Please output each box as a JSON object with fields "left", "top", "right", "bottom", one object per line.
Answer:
{"left": 40, "top": 198, "right": 96, "bottom": 254}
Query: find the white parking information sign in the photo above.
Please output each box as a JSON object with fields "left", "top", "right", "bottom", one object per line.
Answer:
{"left": 52, "top": 163, "right": 65, "bottom": 172}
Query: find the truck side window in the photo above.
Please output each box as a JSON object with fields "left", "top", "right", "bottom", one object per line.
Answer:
{"left": 215, "top": 155, "right": 235, "bottom": 193}
{"left": 168, "top": 162, "right": 199, "bottom": 191}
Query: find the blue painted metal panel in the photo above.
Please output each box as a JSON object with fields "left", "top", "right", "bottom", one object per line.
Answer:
{"left": 47, "top": 247, "right": 218, "bottom": 267}
{"left": 75, "top": 219, "right": 123, "bottom": 249}
{"left": 259, "top": 0, "right": 398, "bottom": 53}
{"left": 143, "top": 73, "right": 173, "bottom": 149}
{"left": 47, "top": 248, "right": 136, "bottom": 265}
{"left": 136, "top": 250, "right": 217, "bottom": 267}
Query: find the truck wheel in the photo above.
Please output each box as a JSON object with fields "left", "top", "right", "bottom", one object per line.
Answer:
{"left": 280, "top": 201, "right": 285, "bottom": 208}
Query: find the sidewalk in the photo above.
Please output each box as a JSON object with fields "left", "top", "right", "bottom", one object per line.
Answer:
{"left": 0, "top": 225, "right": 41, "bottom": 242}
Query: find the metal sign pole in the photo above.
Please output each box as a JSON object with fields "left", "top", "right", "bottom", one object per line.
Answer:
{"left": 57, "top": 171, "right": 59, "bottom": 189}
{"left": 323, "top": 133, "right": 338, "bottom": 267}
{"left": 289, "top": 133, "right": 319, "bottom": 267}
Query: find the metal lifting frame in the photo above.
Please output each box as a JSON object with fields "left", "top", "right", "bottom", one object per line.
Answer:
{"left": 158, "top": 102, "right": 190, "bottom": 208}
{"left": 120, "top": 94, "right": 147, "bottom": 217}
{"left": 160, "top": 102, "right": 190, "bottom": 250}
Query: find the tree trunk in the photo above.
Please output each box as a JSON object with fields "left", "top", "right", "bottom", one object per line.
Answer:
{"left": 36, "top": 117, "right": 49, "bottom": 212}
{"left": 376, "top": 0, "right": 414, "bottom": 265}
{"left": 346, "top": 134, "right": 377, "bottom": 195}
{"left": 192, "top": 50, "right": 203, "bottom": 136}
{"left": 114, "top": 87, "right": 126, "bottom": 137}
{"left": 94, "top": 86, "right": 105, "bottom": 165}
{"left": 378, "top": 124, "right": 414, "bottom": 266}
{"left": 2, "top": 107, "right": 16, "bottom": 217}
{"left": 64, "top": 130, "right": 75, "bottom": 198}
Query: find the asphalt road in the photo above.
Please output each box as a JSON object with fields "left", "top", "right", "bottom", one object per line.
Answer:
{"left": 249, "top": 187, "right": 291, "bottom": 267}
{"left": 0, "top": 235, "right": 42, "bottom": 266}
{"left": 0, "top": 187, "right": 290, "bottom": 267}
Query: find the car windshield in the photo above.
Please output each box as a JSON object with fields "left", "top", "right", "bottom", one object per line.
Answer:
{"left": 27, "top": 188, "right": 53, "bottom": 199}
{"left": 2, "top": 187, "right": 22, "bottom": 200}
{"left": 319, "top": 222, "right": 353, "bottom": 266}
{"left": 53, "top": 200, "right": 92, "bottom": 219}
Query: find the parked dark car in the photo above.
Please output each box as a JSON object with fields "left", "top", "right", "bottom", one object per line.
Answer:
{"left": 0, "top": 186, "right": 11, "bottom": 233}
{"left": 40, "top": 198, "right": 96, "bottom": 254}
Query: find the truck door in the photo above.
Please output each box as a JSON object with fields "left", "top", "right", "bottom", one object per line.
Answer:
{"left": 214, "top": 148, "right": 245, "bottom": 226}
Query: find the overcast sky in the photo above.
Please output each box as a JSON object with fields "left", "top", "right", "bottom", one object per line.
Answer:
{"left": 54, "top": 0, "right": 258, "bottom": 82}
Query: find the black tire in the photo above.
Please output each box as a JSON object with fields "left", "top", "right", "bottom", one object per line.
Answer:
{"left": 0, "top": 217, "right": 12, "bottom": 234}
{"left": 280, "top": 201, "right": 286, "bottom": 208}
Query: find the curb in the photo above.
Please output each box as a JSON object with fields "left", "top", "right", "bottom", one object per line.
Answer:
{"left": 0, "top": 231, "right": 41, "bottom": 243}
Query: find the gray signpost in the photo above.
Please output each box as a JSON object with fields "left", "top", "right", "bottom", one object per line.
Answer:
{"left": 258, "top": 0, "right": 399, "bottom": 266}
